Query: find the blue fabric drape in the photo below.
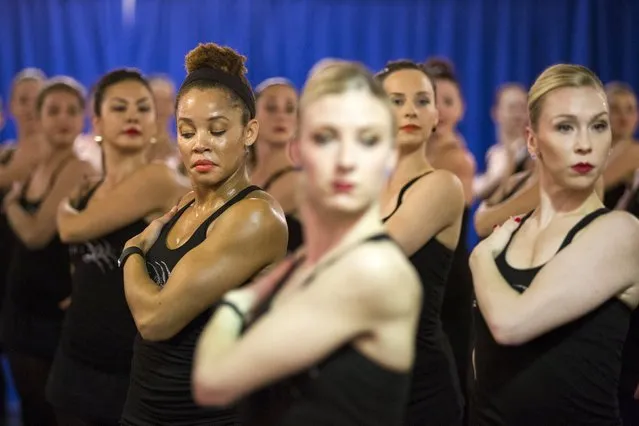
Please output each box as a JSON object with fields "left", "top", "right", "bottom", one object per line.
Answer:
{"left": 1, "top": 0, "right": 638, "bottom": 244}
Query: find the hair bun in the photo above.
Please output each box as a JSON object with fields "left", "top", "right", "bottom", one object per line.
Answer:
{"left": 184, "top": 43, "right": 247, "bottom": 77}
{"left": 423, "top": 57, "right": 457, "bottom": 80}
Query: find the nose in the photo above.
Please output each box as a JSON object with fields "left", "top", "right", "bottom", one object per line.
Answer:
{"left": 574, "top": 128, "right": 593, "bottom": 154}
{"left": 192, "top": 130, "right": 211, "bottom": 153}
{"left": 403, "top": 100, "right": 418, "bottom": 118}
{"left": 125, "top": 106, "right": 140, "bottom": 123}
{"left": 336, "top": 139, "right": 356, "bottom": 173}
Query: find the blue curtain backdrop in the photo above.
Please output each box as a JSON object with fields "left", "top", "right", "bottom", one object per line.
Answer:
{"left": 0, "top": 0, "right": 638, "bottom": 246}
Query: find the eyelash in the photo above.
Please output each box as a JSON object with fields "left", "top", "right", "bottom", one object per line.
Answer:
{"left": 179, "top": 130, "right": 226, "bottom": 139}
{"left": 556, "top": 121, "right": 609, "bottom": 133}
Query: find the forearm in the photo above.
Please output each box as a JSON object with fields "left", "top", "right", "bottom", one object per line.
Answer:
{"left": 5, "top": 202, "right": 42, "bottom": 246}
{"left": 471, "top": 250, "right": 522, "bottom": 343}
{"left": 123, "top": 255, "right": 163, "bottom": 337}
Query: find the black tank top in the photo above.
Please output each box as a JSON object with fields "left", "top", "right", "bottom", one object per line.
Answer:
{"left": 473, "top": 208, "right": 630, "bottom": 426}
{"left": 0, "top": 148, "right": 16, "bottom": 310}
{"left": 61, "top": 183, "right": 147, "bottom": 373}
{"left": 620, "top": 188, "right": 639, "bottom": 394}
{"left": 242, "top": 233, "right": 411, "bottom": 426}
{"left": 121, "top": 185, "right": 261, "bottom": 426}
{"left": 6, "top": 157, "right": 73, "bottom": 319}
{"left": 382, "top": 172, "right": 463, "bottom": 425}
{"left": 263, "top": 166, "right": 303, "bottom": 253}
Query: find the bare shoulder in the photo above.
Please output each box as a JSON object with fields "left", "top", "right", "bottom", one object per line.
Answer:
{"left": 411, "top": 169, "right": 464, "bottom": 209}
{"left": 211, "top": 190, "right": 287, "bottom": 243}
{"left": 332, "top": 241, "right": 422, "bottom": 317}
{"left": 590, "top": 210, "right": 639, "bottom": 247}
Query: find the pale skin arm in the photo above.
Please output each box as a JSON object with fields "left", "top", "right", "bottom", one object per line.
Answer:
{"left": 4, "top": 159, "right": 94, "bottom": 249}
{"left": 430, "top": 145, "right": 476, "bottom": 205}
{"left": 385, "top": 170, "right": 464, "bottom": 256}
{"left": 192, "top": 246, "right": 420, "bottom": 407}
{"left": 473, "top": 146, "right": 510, "bottom": 200}
{"left": 123, "top": 199, "right": 288, "bottom": 341}
{"left": 471, "top": 213, "right": 639, "bottom": 346}
{"left": 57, "top": 163, "right": 189, "bottom": 243}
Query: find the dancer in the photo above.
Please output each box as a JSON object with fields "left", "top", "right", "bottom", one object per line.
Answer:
{"left": 119, "top": 42, "right": 287, "bottom": 426}
{"left": 250, "top": 78, "right": 302, "bottom": 252}
{"left": 3, "top": 76, "right": 93, "bottom": 425}
{"left": 192, "top": 61, "right": 421, "bottom": 426}
{"left": 471, "top": 64, "right": 639, "bottom": 425}
{"left": 46, "top": 69, "right": 188, "bottom": 425}
{"left": 377, "top": 60, "right": 464, "bottom": 425}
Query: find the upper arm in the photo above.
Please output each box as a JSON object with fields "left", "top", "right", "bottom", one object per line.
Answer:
{"left": 22, "top": 160, "right": 92, "bottom": 248}
{"left": 193, "top": 245, "right": 419, "bottom": 404}
{"left": 603, "top": 146, "right": 639, "bottom": 189}
{"left": 385, "top": 170, "right": 464, "bottom": 256}
{"left": 138, "top": 198, "right": 288, "bottom": 340}
{"left": 432, "top": 146, "right": 476, "bottom": 204}
{"left": 474, "top": 180, "right": 539, "bottom": 238}
{"left": 497, "top": 212, "right": 639, "bottom": 345}
{"left": 267, "top": 170, "right": 300, "bottom": 214}
{"left": 58, "top": 164, "right": 188, "bottom": 243}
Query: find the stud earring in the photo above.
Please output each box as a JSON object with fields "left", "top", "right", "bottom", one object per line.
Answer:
{"left": 150, "top": 137, "right": 157, "bottom": 145}
{"left": 94, "top": 135, "right": 103, "bottom": 144}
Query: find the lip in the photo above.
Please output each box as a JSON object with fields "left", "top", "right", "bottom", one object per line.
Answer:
{"left": 571, "top": 162, "right": 594, "bottom": 174}
{"left": 400, "top": 124, "right": 422, "bottom": 132}
{"left": 192, "top": 159, "right": 217, "bottom": 172}
{"left": 332, "top": 181, "right": 354, "bottom": 193}
{"left": 273, "top": 126, "right": 287, "bottom": 133}
{"left": 123, "top": 128, "right": 142, "bottom": 136}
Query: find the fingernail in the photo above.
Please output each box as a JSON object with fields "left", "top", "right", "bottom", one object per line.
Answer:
{"left": 514, "top": 217, "right": 521, "bottom": 223}
{"left": 493, "top": 225, "right": 498, "bottom": 229}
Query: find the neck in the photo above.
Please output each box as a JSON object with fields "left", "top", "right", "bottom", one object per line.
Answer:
{"left": 192, "top": 164, "right": 251, "bottom": 212}
{"left": 497, "top": 127, "right": 524, "bottom": 147}
{"left": 102, "top": 145, "right": 149, "bottom": 186}
{"left": 536, "top": 171, "right": 603, "bottom": 225}
{"left": 389, "top": 145, "right": 432, "bottom": 188}
{"left": 300, "top": 201, "right": 383, "bottom": 265}
{"left": 47, "top": 143, "right": 75, "bottom": 165}
{"left": 253, "top": 140, "right": 292, "bottom": 175}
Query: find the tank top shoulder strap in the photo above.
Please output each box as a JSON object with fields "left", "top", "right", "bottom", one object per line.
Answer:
{"left": 557, "top": 208, "right": 610, "bottom": 251}
{"left": 495, "top": 210, "right": 535, "bottom": 260}
{"left": 74, "top": 180, "right": 104, "bottom": 211}
{"left": 382, "top": 171, "right": 433, "bottom": 222}
{"left": 189, "top": 185, "right": 263, "bottom": 242}
{"left": 263, "top": 166, "right": 299, "bottom": 191}
{"left": 20, "top": 154, "right": 75, "bottom": 201}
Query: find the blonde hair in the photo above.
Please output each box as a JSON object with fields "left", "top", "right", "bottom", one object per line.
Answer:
{"left": 528, "top": 64, "right": 605, "bottom": 130}
{"left": 300, "top": 61, "right": 396, "bottom": 133}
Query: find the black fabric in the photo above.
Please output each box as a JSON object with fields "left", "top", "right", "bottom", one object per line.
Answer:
{"left": 262, "top": 166, "right": 298, "bottom": 192}
{"left": 382, "top": 172, "right": 464, "bottom": 426}
{"left": 241, "top": 233, "right": 411, "bottom": 426}
{"left": 47, "top": 347, "right": 129, "bottom": 425}
{"left": 121, "top": 185, "right": 261, "bottom": 426}
{"left": 61, "top": 182, "right": 145, "bottom": 373}
{"left": 473, "top": 208, "right": 631, "bottom": 426}
{"left": 604, "top": 182, "right": 628, "bottom": 209}
{"left": 285, "top": 214, "right": 303, "bottom": 253}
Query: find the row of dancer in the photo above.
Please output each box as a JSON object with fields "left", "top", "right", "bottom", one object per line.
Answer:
{"left": 0, "top": 40, "right": 636, "bottom": 426}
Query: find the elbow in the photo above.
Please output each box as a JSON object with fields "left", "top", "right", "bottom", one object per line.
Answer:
{"left": 192, "top": 370, "right": 239, "bottom": 408}
{"left": 21, "top": 231, "right": 50, "bottom": 250}
{"left": 136, "top": 315, "right": 173, "bottom": 342}
{"left": 58, "top": 225, "right": 81, "bottom": 244}
{"left": 486, "top": 316, "right": 526, "bottom": 346}
{"left": 474, "top": 212, "right": 491, "bottom": 239}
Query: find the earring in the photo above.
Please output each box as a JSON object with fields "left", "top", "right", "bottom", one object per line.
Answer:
{"left": 94, "top": 135, "right": 103, "bottom": 144}
{"left": 530, "top": 152, "right": 537, "bottom": 160}
{"left": 150, "top": 137, "right": 157, "bottom": 145}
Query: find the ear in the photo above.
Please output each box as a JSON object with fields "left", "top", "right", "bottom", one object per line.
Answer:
{"left": 92, "top": 116, "right": 102, "bottom": 138}
{"left": 525, "top": 125, "right": 538, "bottom": 158}
{"left": 244, "top": 118, "right": 259, "bottom": 149}
{"left": 288, "top": 137, "right": 301, "bottom": 166}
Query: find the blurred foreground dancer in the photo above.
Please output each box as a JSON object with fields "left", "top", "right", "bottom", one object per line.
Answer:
{"left": 192, "top": 61, "right": 421, "bottom": 426}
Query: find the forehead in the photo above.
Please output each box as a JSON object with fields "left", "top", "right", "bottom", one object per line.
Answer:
{"left": 105, "top": 80, "right": 151, "bottom": 99}
{"left": 259, "top": 85, "right": 297, "bottom": 101}
{"left": 384, "top": 69, "right": 434, "bottom": 93}
{"left": 303, "top": 90, "right": 391, "bottom": 131}
{"left": 13, "top": 80, "right": 41, "bottom": 96}
{"left": 500, "top": 87, "right": 527, "bottom": 104}
{"left": 150, "top": 80, "right": 175, "bottom": 97}
{"left": 609, "top": 91, "right": 637, "bottom": 106}
{"left": 540, "top": 86, "right": 608, "bottom": 120}
{"left": 177, "top": 87, "right": 240, "bottom": 119}
{"left": 435, "top": 80, "right": 459, "bottom": 98}
{"left": 43, "top": 89, "right": 81, "bottom": 105}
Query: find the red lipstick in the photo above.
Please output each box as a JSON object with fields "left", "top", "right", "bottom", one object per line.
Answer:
{"left": 400, "top": 124, "right": 422, "bottom": 132}
{"left": 571, "top": 162, "right": 594, "bottom": 174}
{"left": 192, "top": 159, "right": 216, "bottom": 173}
{"left": 332, "top": 181, "right": 354, "bottom": 193}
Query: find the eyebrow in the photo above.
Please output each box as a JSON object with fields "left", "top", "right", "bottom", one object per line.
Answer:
{"left": 553, "top": 111, "right": 608, "bottom": 120}
{"left": 177, "top": 115, "right": 229, "bottom": 124}
{"left": 111, "top": 97, "right": 150, "bottom": 104}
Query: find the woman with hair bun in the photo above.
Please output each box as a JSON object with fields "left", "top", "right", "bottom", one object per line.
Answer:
{"left": 119, "top": 42, "right": 287, "bottom": 426}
